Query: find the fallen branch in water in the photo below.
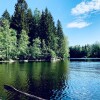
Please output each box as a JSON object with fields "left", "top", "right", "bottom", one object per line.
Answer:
{"left": 4, "top": 85, "right": 46, "bottom": 100}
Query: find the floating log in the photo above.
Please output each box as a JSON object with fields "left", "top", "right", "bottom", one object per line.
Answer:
{"left": 4, "top": 85, "right": 46, "bottom": 100}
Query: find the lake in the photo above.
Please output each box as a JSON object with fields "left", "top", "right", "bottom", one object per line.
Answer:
{"left": 0, "top": 60, "right": 100, "bottom": 100}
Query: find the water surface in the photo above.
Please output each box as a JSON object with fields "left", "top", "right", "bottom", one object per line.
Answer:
{"left": 0, "top": 60, "right": 100, "bottom": 100}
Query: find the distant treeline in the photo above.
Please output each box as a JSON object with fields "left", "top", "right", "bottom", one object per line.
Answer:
{"left": 0, "top": 0, "right": 69, "bottom": 61}
{"left": 69, "top": 42, "right": 100, "bottom": 58}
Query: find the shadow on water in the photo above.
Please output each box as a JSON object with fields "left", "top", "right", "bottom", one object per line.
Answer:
{"left": 70, "top": 58, "right": 100, "bottom": 62}
{"left": 25, "top": 61, "right": 69, "bottom": 100}
{"left": 0, "top": 60, "right": 69, "bottom": 100}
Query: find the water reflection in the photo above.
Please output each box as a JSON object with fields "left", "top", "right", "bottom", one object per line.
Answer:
{"left": 1, "top": 60, "right": 100, "bottom": 100}
{"left": 70, "top": 58, "right": 100, "bottom": 62}
{"left": 25, "top": 61, "right": 69, "bottom": 100}
{"left": 0, "top": 60, "right": 69, "bottom": 100}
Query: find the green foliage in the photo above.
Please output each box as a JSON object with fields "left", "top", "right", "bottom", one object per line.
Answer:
{"left": 0, "top": 19, "right": 17, "bottom": 60}
{"left": 39, "top": 8, "right": 57, "bottom": 48}
{"left": 26, "top": 8, "right": 33, "bottom": 33}
{"left": 48, "top": 49, "right": 56, "bottom": 58}
{"left": 69, "top": 42, "right": 100, "bottom": 58}
{"left": 30, "top": 38, "right": 41, "bottom": 59}
{"left": 28, "top": 8, "right": 41, "bottom": 45}
{"left": 10, "top": 0, "right": 28, "bottom": 38}
{"left": 90, "top": 42, "right": 100, "bottom": 57}
{"left": 56, "top": 20, "right": 69, "bottom": 59}
{"left": 0, "top": 0, "right": 69, "bottom": 61}
{"left": 2, "top": 10, "right": 10, "bottom": 21}
{"left": 17, "top": 30, "right": 29, "bottom": 59}
{"left": 41, "top": 40, "right": 48, "bottom": 58}
{"left": 62, "top": 36, "right": 69, "bottom": 58}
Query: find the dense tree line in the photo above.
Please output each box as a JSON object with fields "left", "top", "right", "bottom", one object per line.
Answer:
{"left": 69, "top": 42, "right": 100, "bottom": 58}
{"left": 0, "top": 0, "right": 69, "bottom": 61}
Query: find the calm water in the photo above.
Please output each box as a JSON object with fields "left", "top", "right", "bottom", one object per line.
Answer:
{"left": 0, "top": 60, "right": 100, "bottom": 100}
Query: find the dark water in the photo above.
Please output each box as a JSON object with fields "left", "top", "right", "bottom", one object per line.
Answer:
{"left": 0, "top": 60, "right": 100, "bottom": 100}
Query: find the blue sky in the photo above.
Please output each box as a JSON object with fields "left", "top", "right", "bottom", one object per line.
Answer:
{"left": 0, "top": 0, "right": 100, "bottom": 46}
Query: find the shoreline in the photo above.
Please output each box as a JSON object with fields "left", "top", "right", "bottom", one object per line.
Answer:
{"left": 1, "top": 58, "right": 100, "bottom": 63}
{"left": 70, "top": 58, "right": 100, "bottom": 59}
{"left": 0, "top": 58, "right": 62, "bottom": 63}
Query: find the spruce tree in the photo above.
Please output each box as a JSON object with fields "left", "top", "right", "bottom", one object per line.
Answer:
{"left": 28, "top": 8, "right": 41, "bottom": 45}
{"left": 26, "top": 8, "right": 33, "bottom": 32}
{"left": 2, "top": 10, "right": 10, "bottom": 21}
{"left": 39, "top": 11, "right": 46, "bottom": 40}
{"left": 26, "top": 8, "right": 33, "bottom": 45}
{"left": 56, "top": 20, "right": 69, "bottom": 59}
{"left": 33, "top": 8, "right": 41, "bottom": 38}
{"left": 39, "top": 8, "right": 57, "bottom": 49}
{"left": 47, "top": 12, "right": 57, "bottom": 52}
{"left": 10, "top": 0, "right": 28, "bottom": 39}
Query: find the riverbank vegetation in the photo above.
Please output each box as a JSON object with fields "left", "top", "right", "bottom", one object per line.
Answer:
{"left": 0, "top": 0, "right": 69, "bottom": 61}
{"left": 70, "top": 42, "right": 100, "bottom": 58}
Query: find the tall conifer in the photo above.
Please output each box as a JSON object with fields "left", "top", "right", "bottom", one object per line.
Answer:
{"left": 2, "top": 10, "right": 10, "bottom": 21}
{"left": 10, "top": 0, "right": 28, "bottom": 39}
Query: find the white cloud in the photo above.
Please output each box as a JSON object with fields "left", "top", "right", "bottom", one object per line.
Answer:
{"left": 67, "top": 0, "right": 100, "bottom": 28}
{"left": 71, "top": 0, "right": 100, "bottom": 16}
{"left": 67, "top": 21, "right": 91, "bottom": 28}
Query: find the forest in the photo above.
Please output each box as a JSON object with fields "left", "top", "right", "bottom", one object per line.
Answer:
{"left": 1, "top": 0, "right": 100, "bottom": 61}
{"left": 0, "top": 0, "right": 69, "bottom": 61}
{"left": 70, "top": 42, "right": 100, "bottom": 58}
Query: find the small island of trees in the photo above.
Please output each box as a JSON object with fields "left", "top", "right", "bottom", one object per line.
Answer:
{"left": 0, "top": 0, "right": 69, "bottom": 61}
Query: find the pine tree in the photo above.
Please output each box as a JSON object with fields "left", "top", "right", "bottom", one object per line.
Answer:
{"left": 26, "top": 8, "right": 33, "bottom": 45}
{"left": 2, "top": 10, "right": 10, "bottom": 21}
{"left": 39, "top": 8, "right": 50, "bottom": 46}
{"left": 39, "top": 8, "right": 57, "bottom": 49}
{"left": 56, "top": 20, "right": 69, "bottom": 59}
{"left": 39, "top": 11, "right": 46, "bottom": 40}
{"left": 33, "top": 8, "right": 41, "bottom": 38}
{"left": 10, "top": 0, "right": 28, "bottom": 39}
{"left": 47, "top": 12, "right": 57, "bottom": 52}
{"left": 26, "top": 9, "right": 33, "bottom": 33}
{"left": 28, "top": 8, "right": 41, "bottom": 45}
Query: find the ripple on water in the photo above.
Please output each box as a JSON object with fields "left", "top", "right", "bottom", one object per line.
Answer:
{"left": 0, "top": 61, "right": 100, "bottom": 100}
